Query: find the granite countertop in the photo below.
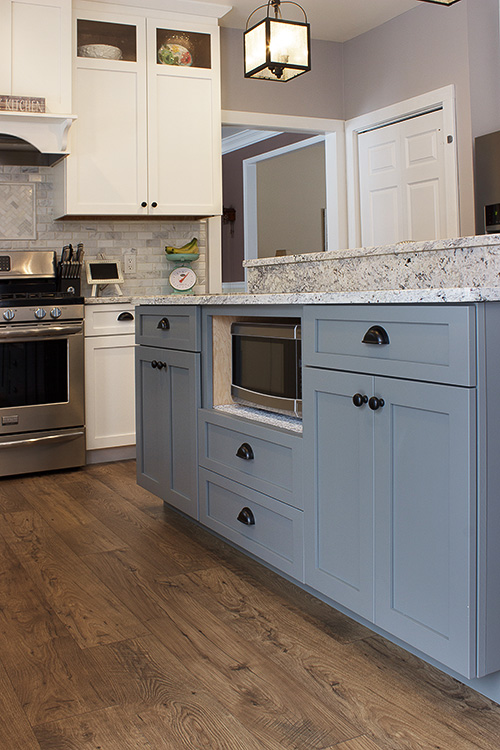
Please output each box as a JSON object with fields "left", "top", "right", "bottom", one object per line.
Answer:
{"left": 83, "top": 288, "right": 500, "bottom": 305}
{"left": 84, "top": 235, "right": 500, "bottom": 305}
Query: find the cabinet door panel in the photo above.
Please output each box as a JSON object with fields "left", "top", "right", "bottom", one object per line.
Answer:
{"left": 374, "top": 377, "right": 476, "bottom": 678}
{"left": 304, "top": 368, "right": 374, "bottom": 620}
{"left": 149, "top": 74, "right": 219, "bottom": 214}
{"left": 85, "top": 334, "right": 136, "bottom": 450}
{"left": 136, "top": 345, "right": 200, "bottom": 518}
{"left": 136, "top": 345, "right": 169, "bottom": 497}
{"left": 68, "top": 64, "right": 148, "bottom": 213}
{"left": 168, "top": 351, "right": 201, "bottom": 516}
{"left": 0, "top": 0, "right": 71, "bottom": 112}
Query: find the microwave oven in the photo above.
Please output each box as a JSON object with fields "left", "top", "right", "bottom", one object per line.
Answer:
{"left": 231, "top": 320, "right": 302, "bottom": 418}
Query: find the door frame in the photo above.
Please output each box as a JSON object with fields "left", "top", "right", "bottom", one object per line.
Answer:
{"left": 345, "top": 85, "right": 459, "bottom": 248}
{"left": 208, "top": 110, "right": 345, "bottom": 293}
{"left": 242, "top": 134, "right": 329, "bottom": 264}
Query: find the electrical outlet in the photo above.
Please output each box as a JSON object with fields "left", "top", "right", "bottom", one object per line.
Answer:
{"left": 124, "top": 253, "right": 136, "bottom": 274}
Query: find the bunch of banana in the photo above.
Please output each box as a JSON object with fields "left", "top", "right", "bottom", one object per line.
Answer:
{"left": 165, "top": 237, "right": 198, "bottom": 254}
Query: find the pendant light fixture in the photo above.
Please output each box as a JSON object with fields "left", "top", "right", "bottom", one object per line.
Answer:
{"left": 417, "top": 0, "right": 461, "bottom": 5}
{"left": 244, "top": 0, "right": 311, "bottom": 82}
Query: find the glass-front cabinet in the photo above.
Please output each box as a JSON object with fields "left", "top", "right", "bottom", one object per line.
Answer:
{"left": 53, "top": 1, "right": 222, "bottom": 217}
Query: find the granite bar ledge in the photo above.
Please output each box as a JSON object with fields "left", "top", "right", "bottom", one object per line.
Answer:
{"left": 244, "top": 235, "right": 500, "bottom": 296}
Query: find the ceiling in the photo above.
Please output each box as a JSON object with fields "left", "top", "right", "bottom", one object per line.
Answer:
{"left": 206, "top": 0, "right": 421, "bottom": 43}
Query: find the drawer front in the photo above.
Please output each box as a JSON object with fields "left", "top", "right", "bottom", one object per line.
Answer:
{"left": 136, "top": 306, "right": 200, "bottom": 351}
{"left": 85, "top": 303, "right": 136, "bottom": 336}
{"left": 198, "top": 409, "right": 303, "bottom": 509}
{"left": 303, "top": 305, "right": 476, "bottom": 386}
{"left": 199, "top": 468, "right": 304, "bottom": 581}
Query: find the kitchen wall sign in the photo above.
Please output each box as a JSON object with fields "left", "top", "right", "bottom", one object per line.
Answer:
{"left": 0, "top": 95, "right": 45, "bottom": 113}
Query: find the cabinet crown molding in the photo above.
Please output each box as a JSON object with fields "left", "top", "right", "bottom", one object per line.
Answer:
{"left": 77, "top": 0, "right": 232, "bottom": 20}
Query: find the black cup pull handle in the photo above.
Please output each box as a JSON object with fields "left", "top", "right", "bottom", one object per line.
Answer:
{"left": 362, "top": 325, "right": 390, "bottom": 345}
{"left": 117, "top": 311, "right": 134, "bottom": 321}
{"left": 237, "top": 507, "right": 255, "bottom": 526}
{"left": 157, "top": 317, "right": 170, "bottom": 331}
{"left": 236, "top": 443, "right": 254, "bottom": 461}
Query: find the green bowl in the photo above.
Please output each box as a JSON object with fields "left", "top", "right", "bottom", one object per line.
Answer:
{"left": 165, "top": 252, "right": 199, "bottom": 263}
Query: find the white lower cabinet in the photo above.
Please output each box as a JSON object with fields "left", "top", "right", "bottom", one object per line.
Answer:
{"left": 85, "top": 303, "right": 136, "bottom": 451}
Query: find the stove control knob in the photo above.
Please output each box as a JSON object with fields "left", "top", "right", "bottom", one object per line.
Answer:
{"left": 34, "top": 308, "right": 47, "bottom": 319}
{"left": 50, "top": 307, "right": 62, "bottom": 319}
{"left": 3, "top": 308, "right": 15, "bottom": 321}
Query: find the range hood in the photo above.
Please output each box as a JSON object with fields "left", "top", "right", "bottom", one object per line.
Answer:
{"left": 0, "top": 111, "right": 76, "bottom": 166}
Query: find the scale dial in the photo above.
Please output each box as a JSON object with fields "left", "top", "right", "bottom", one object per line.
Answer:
{"left": 169, "top": 266, "right": 197, "bottom": 292}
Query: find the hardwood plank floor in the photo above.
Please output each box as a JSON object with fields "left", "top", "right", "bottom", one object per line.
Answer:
{"left": 0, "top": 460, "right": 499, "bottom": 749}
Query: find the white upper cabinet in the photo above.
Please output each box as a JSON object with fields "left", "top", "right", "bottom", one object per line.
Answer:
{"left": 53, "top": 1, "right": 222, "bottom": 217}
{"left": 0, "top": 0, "right": 72, "bottom": 113}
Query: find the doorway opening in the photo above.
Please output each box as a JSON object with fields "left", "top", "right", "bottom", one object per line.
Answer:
{"left": 215, "top": 111, "right": 345, "bottom": 294}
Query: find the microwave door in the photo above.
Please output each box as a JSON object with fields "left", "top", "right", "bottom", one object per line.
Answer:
{"left": 231, "top": 327, "right": 301, "bottom": 417}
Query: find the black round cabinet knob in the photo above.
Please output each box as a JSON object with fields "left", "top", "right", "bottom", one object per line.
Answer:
{"left": 368, "top": 396, "right": 385, "bottom": 411}
{"left": 141, "top": 201, "right": 147, "bottom": 208}
{"left": 352, "top": 393, "right": 368, "bottom": 407}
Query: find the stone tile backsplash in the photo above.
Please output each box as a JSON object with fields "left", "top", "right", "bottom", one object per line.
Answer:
{"left": 0, "top": 166, "right": 207, "bottom": 296}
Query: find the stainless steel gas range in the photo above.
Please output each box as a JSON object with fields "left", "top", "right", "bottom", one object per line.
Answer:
{"left": 0, "top": 250, "right": 85, "bottom": 477}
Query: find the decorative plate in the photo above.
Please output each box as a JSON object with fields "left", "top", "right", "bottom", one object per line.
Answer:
{"left": 158, "top": 43, "right": 192, "bottom": 66}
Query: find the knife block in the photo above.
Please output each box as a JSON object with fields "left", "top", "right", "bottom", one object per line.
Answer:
{"left": 57, "top": 277, "right": 81, "bottom": 296}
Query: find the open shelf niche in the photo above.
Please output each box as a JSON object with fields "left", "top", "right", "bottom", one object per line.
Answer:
{"left": 210, "top": 314, "right": 303, "bottom": 434}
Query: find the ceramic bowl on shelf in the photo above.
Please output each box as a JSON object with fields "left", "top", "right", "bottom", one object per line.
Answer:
{"left": 158, "top": 33, "right": 193, "bottom": 66}
{"left": 78, "top": 44, "right": 123, "bottom": 60}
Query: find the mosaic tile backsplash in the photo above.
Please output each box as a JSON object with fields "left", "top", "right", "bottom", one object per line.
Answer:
{"left": 0, "top": 166, "right": 207, "bottom": 296}
{"left": 0, "top": 183, "right": 36, "bottom": 240}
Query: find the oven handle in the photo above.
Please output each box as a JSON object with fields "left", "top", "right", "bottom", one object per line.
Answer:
{"left": 0, "top": 430, "right": 84, "bottom": 448}
{"left": 0, "top": 323, "right": 83, "bottom": 339}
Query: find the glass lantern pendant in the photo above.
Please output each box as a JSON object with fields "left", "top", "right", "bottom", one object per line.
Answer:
{"left": 244, "top": 0, "right": 311, "bottom": 82}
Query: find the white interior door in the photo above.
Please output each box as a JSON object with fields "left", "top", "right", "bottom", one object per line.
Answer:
{"left": 358, "top": 109, "right": 449, "bottom": 246}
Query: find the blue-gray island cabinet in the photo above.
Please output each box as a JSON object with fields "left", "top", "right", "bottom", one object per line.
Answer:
{"left": 135, "top": 305, "right": 201, "bottom": 518}
{"left": 135, "top": 299, "right": 500, "bottom": 702}
{"left": 302, "top": 304, "right": 477, "bottom": 679}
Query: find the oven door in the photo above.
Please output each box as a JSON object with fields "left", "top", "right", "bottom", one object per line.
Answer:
{"left": 0, "top": 321, "right": 84, "bottom": 435}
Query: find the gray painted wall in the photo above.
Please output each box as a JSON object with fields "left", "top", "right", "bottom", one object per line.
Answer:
{"left": 257, "top": 141, "right": 326, "bottom": 258}
{"left": 220, "top": 0, "right": 500, "bottom": 238}
{"left": 467, "top": 0, "right": 500, "bottom": 141}
{"left": 220, "top": 28, "right": 344, "bottom": 120}
{"left": 342, "top": 1, "right": 474, "bottom": 235}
